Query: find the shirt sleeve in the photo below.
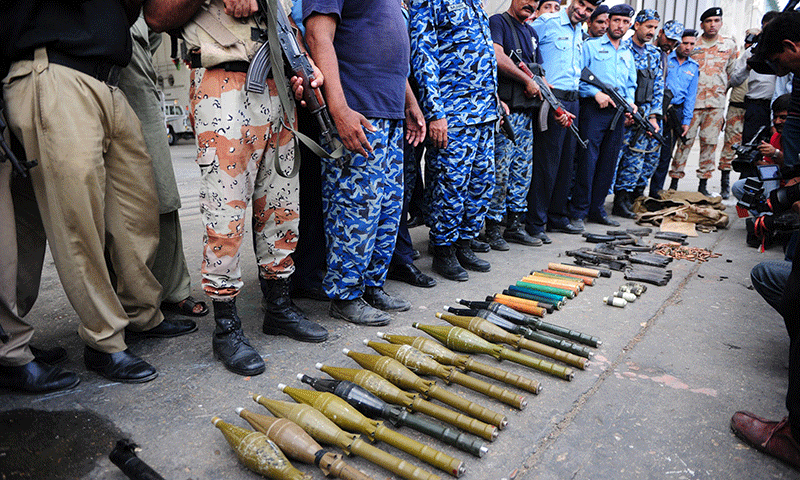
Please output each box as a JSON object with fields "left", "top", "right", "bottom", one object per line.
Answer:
{"left": 683, "top": 67, "right": 699, "bottom": 125}
{"left": 729, "top": 48, "right": 751, "bottom": 88}
{"left": 650, "top": 49, "right": 664, "bottom": 116}
{"left": 409, "top": 0, "right": 444, "bottom": 121}
{"left": 579, "top": 41, "right": 598, "bottom": 98}
{"left": 624, "top": 51, "right": 636, "bottom": 105}
{"left": 489, "top": 15, "right": 505, "bottom": 47}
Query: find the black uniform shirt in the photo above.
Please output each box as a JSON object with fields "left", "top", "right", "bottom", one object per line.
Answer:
{"left": 0, "top": 0, "right": 132, "bottom": 66}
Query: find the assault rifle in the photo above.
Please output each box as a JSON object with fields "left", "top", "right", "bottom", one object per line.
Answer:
{"left": 579, "top": 67, "right": 667, "bottom": 146}
{"left": 246, "top": 0, "right": 337, "bottom": 154}
{"left": 509, "top": 51, "right": 586, "bottom": 149}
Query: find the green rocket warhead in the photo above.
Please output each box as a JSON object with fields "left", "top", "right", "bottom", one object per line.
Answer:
{"left": 316, "top": 364, "right": 498, "bottom": 441}
{"left": 279, "top": 384, "right": 465, "bottom": 477}
{"left": 236, "top": 407, "right": 376, "bottom": 480}
{"left": 436, "top": 313, "right": 588, "bottom": 370}
{"left": 365, "top": 339, "right": 527, "bottom": 411}
{"left": 413, "top": 323, "right": 574, "bottom": 381}
{"left": 377, "top": 332, "right": 541, "bottom": 395}
{"left": 252, "top": 395, "right": 442, "bottom": 480}
{"left": 211, "top": 416, "right": 311, "bottom": 480}
{"left": 343, "top": 348, "right": 508, "bottom": 430}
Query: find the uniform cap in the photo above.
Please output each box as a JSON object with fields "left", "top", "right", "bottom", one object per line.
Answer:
{"left": 635, "top": 9, "right": 659, "bottom": 24}
{"left": 682, "top": 28, "right": 698, "bottom": 38}
{"left": 585, "top": 0, "right": 605, "bottom": 7}
{"left": 663, "top": 20, "right": 684, "bottom": 41}
{"left": 700, "top": 7, "right": 722, "bottom": 22}
{"left": 537, "top": 0, "right": 560, "bottom": 10}
{"left": 589, "top": 4, "right": 609, "bottom": 21}
{"left": 608, "top": 4, "right": 634, "bottom": 19}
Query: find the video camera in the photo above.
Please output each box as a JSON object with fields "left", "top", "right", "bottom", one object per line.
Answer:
{"left": 731, "top": 125, "right": 771, "bottom": 173}
{"left": 740, "top": 165, "right": 800, "bottom": 243}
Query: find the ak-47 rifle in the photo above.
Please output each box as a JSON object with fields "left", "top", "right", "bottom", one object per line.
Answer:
{"left": 0, "top": 96, "right": 36, "bottom": 177}
{"left": 246, "top": 0, "right": 339, "bottom": 160}
{"left": 509, "top": 51, "right": 586, "bottom": 149}
{"left": 579, "top": 67, "right": 667, "bottom": 146}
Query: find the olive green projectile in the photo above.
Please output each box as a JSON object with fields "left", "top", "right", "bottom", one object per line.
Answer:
{"left": 211, "top": 416, "right": 310, "bottom": 480}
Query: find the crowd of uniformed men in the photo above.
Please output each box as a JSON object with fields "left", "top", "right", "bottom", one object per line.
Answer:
{"left": 0, "top": 0, "right": 786, "bottom": 394}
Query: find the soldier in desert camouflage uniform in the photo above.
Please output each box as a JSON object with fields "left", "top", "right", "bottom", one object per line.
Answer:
{"left": 669, "top": 7, "right": 738, "bottom": 196}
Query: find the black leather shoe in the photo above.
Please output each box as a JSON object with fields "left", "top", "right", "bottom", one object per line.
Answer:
{"left": 407, "top": 214, "right": 424, "bottom": 228}
{"left": 431, "top": 244, "right": 469, "bottom": 282}
{"left": 30, "top": 346, "right": 68, "bottom": 365}
{"left": 587, "top": 214, "right": 620, "bottom": 227}
{"left": 84, "top": 346, "right": 158, "bottom": 383}
{"left": 387, "top": 263, "right": 437, "bottom": 288}
{"left": 212, "top": 300, "right": 265, "bottom": 376}
{"left": 504, "top": 213, "right": 542, "bottom": 246}
{"left": 330, "top": 297, "right": 391, "bottom": 326}
{"left": 547, "top": 222, "right": 584, "bottom": 234}
{"left": 364, "top": 286, "right": 412, "bottom": 312}
{"left": 611, "top": 192, "right": 637, "bottom": 219}
{"left": 455, "top": 239, "right": 491, "bottom": 272}
{"left": 261, "top": 278, "right": 328, "bottom": 343}
{"left": 525, "top": 226, "right": 552, "bottom": 244}
{"left": 290, "top": 286, "right": 330, "bottom": 301}
{"left": 126, "top": 319, "right": 198, "bottom": 339}
{"left": 0, "top": 360, "right": 79, "bottom": 393}
{"left": 470, "top": 238, "right": 491, "bottom": 253}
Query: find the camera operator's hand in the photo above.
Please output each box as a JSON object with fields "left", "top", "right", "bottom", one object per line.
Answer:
{"left": 758, "top": 141, "right": 784, "bottom": 165}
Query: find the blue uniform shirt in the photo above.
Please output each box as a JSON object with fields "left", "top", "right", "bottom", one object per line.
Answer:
{"left": 409, "top": 0, "right": 498, "bottom": 126}
{"left": 580, "top": 34, "right": 636, "bottom": 105}
{"left": 531, "top": 9, "right": 582, "bottom": 92}
{"left": 665, "top": 51, "right": 699, "bottom": 126}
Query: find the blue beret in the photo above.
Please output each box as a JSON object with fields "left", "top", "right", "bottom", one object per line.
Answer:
{"left": 682, "top": 28, "right": 698, "bottom": 38}
{"left": 608, "top": 4, "right": 634, "bottom": 18}
{"left": 589, "top": 4, "right": 609, "bottom": 20}
{"left": 700, "top": 7, "right": 722, "bottom": 22}
{"left": 635, "top": 9, "right": 660, "bottom": 24}
{"left": 663, "top": 20, "right": 684, "bottom": 41}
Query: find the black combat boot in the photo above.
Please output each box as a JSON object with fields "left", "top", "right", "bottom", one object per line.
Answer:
{"left": 669, "top": 177, "right": 679, "bottom": 191}
{"left": 432, "top": 244, "right": 469, "bottom": 282}
{"left": 632, "top": 186, "right": 645, "bottom": 201}
{"left": 454, "top": 238, "right": 491, "bottom": 272}
{"left": 261, "top": 277, "right": 328, "bottom": 343}
{"left": 503, "top": 212, "right": 542, "bottom": 246}
{"left": 482, "top": 219, "right": 509, "bottom": 251}
{"left": 612, "top": 191, "right": 637, "bottom": 219}
{"left": 720, "top": 170, "right": 731, "bottom": 199}
{"left": 212, "top": 299, "right": 265, "bottom": 376}
{"left": 698, "top": 178, "right": 710, "bottom": 197}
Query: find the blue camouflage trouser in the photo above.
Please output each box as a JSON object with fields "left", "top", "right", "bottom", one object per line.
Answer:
{"left": 488, "top": 111, "right": 533, "bottom": 222}
{"left": 321, "top": 119, "right": 404, "bottom": 300}
{"left": 426, "top": 122, "right": 495, "bottom": 246}
{"left": 615, "top": 121, "right": 663, "bottom": 193}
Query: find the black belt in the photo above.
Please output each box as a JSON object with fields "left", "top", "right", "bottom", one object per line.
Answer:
{"left": 743, "top": 96, "right": 772, "bottom": 104}
{"left": 21, "top": 49, "right": 121, "bottom": 86}
{"left": 729, "top": 101, "right": 746, "bottom": 109}
{"left": 551, "top": 88, "right": 578, "bottom": 102}
{"left": 189, "top": 51, "right": 252, "bottom": 73}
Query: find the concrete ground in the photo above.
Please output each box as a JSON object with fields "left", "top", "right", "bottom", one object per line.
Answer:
{"left": 1, "top": 140, "right": 796, "bottom": 480}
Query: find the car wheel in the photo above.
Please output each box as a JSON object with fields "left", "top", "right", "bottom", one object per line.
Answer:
{"left": 167, "top": 127, "right": 175, "bottom": 146}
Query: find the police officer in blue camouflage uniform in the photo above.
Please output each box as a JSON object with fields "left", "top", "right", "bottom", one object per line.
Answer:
{"left": 611, "top": 9, "right": 664, "bottom": 219}
{"left": 485, "top": 0, "right": 545, "bottom": 251}
{"left": 569, "top": 3, "right": 637, "bottom": 227}
{"left": 409, "top": 0, "right": 499, "bottom": 282}
{"left": 526, "top": 0, "right": 600, "bottom": 244}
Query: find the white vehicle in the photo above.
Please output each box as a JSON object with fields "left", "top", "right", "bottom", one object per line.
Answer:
{"left": 163, "top": 103, "right": 193, "bottom": 145}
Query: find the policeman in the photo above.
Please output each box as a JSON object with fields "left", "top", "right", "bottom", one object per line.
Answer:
{"left": 526, "top": 0, "right": 600, "bottom": 244}
{"left": 669, "top": 7, "right": 738, "bottom": 196}
{"left": 650, "top": 28, "right": 698, "bottom": 199}
{"left": 410, "top": 0, "right": 499, "bottom": 281}
{"left": 569, "top": 3, "right": 637, "bottom": 227}
{"left": 485, "top": 0, "right": 546, "bottom": 251}
{"left": 585, "top": 5, "right": 609, "bottom": 40}
{"left": 612, "top": 9, "right": 664, "bottom": 218}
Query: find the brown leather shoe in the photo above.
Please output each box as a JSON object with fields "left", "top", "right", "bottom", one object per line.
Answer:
{"left": 731, "top": 411, "right": 800, "bottom": 468}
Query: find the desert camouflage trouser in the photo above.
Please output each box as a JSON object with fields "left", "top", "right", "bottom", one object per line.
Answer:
{"left": 321, "top": 119, "right": 404, "bottom": 300}
{"left": 488, "top": 111, "right": 534, "bottom": 221}
{"left": 670, "top": 107, "right": 725, "bottom": 179}
{"left": 719, "top": 105, "right": 745, "bottom": 173}
{"left": 190, "top": 68, "right": 299, "bottom": 299}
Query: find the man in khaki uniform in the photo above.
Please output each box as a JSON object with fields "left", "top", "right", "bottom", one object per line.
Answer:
{"left": 1, "top": 0, "right": 197, "bottom": 387}
{"left": 669, "top": 7, "right": 738, "bottom": 196}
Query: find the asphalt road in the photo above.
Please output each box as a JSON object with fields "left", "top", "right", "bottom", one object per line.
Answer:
{"left": 1, "top": 138, "right": 795, "bottom": 480}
